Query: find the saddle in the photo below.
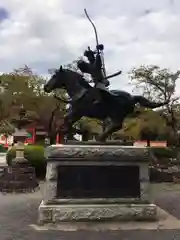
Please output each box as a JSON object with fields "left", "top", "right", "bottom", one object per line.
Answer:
{"left": 97, "top": 87, "right": 119, "bottom": 97}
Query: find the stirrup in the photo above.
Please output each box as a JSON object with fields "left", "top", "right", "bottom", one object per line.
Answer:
{"left": 94, "top": 100, "right": 100, "bottom": 104}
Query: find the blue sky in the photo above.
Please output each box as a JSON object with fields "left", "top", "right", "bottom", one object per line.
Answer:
{"left": 0, "top": 0, "right": 180, "bottom": 93}
{"left": 0, "top": 8, "right": 9, "bottom": 21}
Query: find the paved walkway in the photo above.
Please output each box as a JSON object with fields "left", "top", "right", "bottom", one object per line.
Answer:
{"left": 1, "top": 183, "right": 180, "bottom": 239}
{"left": 0, "top": 153, "right": 7, "bottom": 167}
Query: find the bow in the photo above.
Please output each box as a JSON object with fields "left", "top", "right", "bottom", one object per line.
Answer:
{"left": 84, "top": 9, "right": 106, "bottom": 79}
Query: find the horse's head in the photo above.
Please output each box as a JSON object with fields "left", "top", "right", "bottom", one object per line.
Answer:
{"left": 44, "top": 65, "right": 65, "bottom": 93}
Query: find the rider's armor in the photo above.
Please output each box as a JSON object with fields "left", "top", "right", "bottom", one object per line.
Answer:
{"left": 77, "top": 45, "right": 109, "bottom": 103}
{"left": 77, "top": 45, "right": 110, "bottom": 89}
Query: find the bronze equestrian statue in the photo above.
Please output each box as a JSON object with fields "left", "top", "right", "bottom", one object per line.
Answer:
{"left": 44, "top": 65, "right": 169, "bottom": 142}
{"left": 44, "top": 9, "right": 169, "bottom": 142}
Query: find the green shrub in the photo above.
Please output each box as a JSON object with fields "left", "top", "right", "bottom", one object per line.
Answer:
{"left": 150, "top": 147, "right": 177, "bottom": 158}
{"left": 7, "top": 145, "right": 46, "bottom": 179}
{"left": 149, "top": 147, "right": 180, "bottom": 182}
{"left": 0, "top": 144, "right": 7, "bottom": 152}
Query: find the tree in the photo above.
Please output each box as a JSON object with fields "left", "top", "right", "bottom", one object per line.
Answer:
{"left": 0, "top": 120, "right": 14, "bottom": 135}
{"left": 75, "top": 117, "right": 102, "bottom": 139}
{"left": 0, "top": 75, "right": 14, "bottom": 123}
{"left": 0, "top": 65, "right": 67, "bottom": 126}
{"left": 0, "top": 68, "right": 43, "bottom": 116}
{"left": 114, "top": 109, "right": 167, "bottom": 142}
{"left": 137, "top": 110, "right": 167, "bottom": 143}
{"left": 130, "top": 65, "right": 180, "bottom": 145}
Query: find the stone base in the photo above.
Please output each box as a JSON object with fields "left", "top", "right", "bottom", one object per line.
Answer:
{"left": 0, "top": 162, "right": 39, "bottom": 193}
{"left": 38, "top": 201, "right": 157, "bottom": 224}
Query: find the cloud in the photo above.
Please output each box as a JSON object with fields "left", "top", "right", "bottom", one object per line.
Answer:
{"left": 0, "top": 0, "right": 180, "bottom": 93}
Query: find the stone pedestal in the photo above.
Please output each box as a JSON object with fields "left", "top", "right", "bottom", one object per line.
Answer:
{"left": 38, "top": 143, "right": 157, "bottom": 224}
{"left": 0, "top": 162, "right": 39, "bottom": 193}
{"left": 0, "top": 153, "right": 7, "bottom": 178}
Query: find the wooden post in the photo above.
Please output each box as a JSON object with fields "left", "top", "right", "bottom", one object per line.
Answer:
{"left": 32, "top": 127, "right": 36, "bottom": 144}
{"left": 56, "top": 134, "right": 60, "bottom": 144}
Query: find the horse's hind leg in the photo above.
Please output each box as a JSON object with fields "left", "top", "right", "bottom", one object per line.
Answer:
{"left": 98, "top": 121, "right": 123, "bottom": 142}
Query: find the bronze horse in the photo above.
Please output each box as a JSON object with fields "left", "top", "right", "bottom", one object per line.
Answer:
{"left": 44, "top": 66, "right": 169, "bottom": 142}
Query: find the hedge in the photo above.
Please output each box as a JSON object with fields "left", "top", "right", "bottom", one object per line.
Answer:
{"left": 6, "top": 145, "right": 46, "bottom": 179}
{"left": 0, "top": 144, "right": 7, "bottom": 153}
{"left": 150, "top": 147, "right": 178, "bottom": 159}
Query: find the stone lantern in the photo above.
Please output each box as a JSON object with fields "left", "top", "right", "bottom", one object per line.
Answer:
{"left": 12, "top": 128, "right": 29, "bottom": 164}
{"left": 0, "top": 107, "right": 39, "bottom": 193}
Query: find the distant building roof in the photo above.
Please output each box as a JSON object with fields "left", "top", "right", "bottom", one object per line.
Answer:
{"left": 13, "top": 128, "right": 29, "bottom": 137}
{"left": 0, "top": 120, "right": 14, "bottom": 134}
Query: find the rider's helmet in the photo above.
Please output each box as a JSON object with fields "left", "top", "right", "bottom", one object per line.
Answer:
{"left": 96, "top": 44, "right": 104, "bottom": 51}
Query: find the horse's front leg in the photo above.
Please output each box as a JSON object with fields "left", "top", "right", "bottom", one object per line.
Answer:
{"left": 59, "top": 109, "right": 82, "bottom": 135}
{"left": 98, "top": 121, "right": 123, "bottom": 142}
{"left": 62, "top": 94, "right": 95, "bottom": 132}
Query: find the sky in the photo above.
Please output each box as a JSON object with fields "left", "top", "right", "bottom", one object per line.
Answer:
{"left": 0, "top": 0, "right": 180, "bottom": 93}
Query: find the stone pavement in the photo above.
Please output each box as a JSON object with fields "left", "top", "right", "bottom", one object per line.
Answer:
{"left": 1, "top": 183, "right": 180, "bottom": 239}
{"left": 0, "top": 152, "right": 7, "bottom": 167}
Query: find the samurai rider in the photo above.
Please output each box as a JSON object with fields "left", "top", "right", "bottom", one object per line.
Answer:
{"left": 77, "top": 44, "right": 110, "bottom": 103}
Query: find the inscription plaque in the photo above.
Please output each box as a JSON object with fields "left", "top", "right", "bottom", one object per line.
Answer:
{"left": 57, "top": 165, "right": 140, "bottom": 198}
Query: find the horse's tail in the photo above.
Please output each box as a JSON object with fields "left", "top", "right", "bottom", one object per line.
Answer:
{"left": 133, "top": 95, "right": 169, "bottom": 108}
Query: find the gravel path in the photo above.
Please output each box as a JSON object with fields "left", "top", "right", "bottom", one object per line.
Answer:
{"left": 1, "top": 183, "right": 180, "bottom": 239}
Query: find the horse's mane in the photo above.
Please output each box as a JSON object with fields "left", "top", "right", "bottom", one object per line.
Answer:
{"left": 65, "top": 68, "right": 92, "bottom": 89}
